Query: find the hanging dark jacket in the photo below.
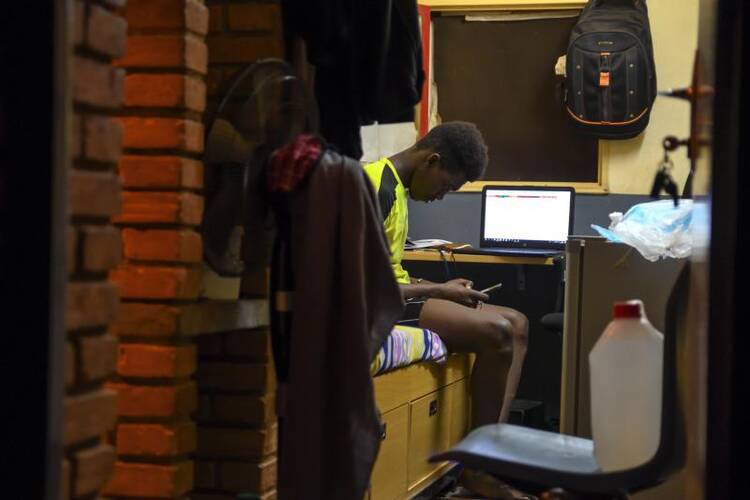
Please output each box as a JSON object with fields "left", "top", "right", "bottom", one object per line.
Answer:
{"left": 282, "top": 0, "right": 424, "bottom": 159}
{"left": 277, "top": 149, "right": 404, "bottom": 499}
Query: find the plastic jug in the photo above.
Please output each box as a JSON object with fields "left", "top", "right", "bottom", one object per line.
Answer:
{"left": 589, "top": 300, "right": 663, "bottom": 471}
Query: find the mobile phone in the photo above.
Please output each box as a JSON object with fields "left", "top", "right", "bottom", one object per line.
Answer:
{"left": 480, "top": 282, "right": 503, "bottom": 294}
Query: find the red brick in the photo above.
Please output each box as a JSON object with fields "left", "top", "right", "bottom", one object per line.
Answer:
{"left": 122, "top": 228, "right": 202, "bottom": 263}
{"left": 124, "top": 73, "right": 206, "bottom": 111}
{"left": 74, "top": 1, "right": 85, "bottom": 46}
{"left": 126, "top": 0, "right": 209, "bottom": 35}
{"left": 117, "top": 421, "right": 196, "bottom": 457}
{"left": 208, "top": 5, "right": 224, "bottom": 33}
{"left": 79, "top": 334, "right": 118, "bottom": 382}
{"left": 115, "top": 191, "right": 203, "bottom": 225}
{"left": 117, "top": 34, "right": 208, "bottom": 73}
{"left": 226, "top": 3, "right": 281, "bottom": 33}
{"left": 110, "top": 302, "right": 183, "bottom": 337}
{"left": 220, "top": 456, "right": 277, "bottom": 493}
{"left": 197, "top": 425, "right": 277, "bottom": 459}
{"left": 119, "top": 155, "right": 203, "bottom": 189}
{"left": 62, "top": 459, "right": 71, "bottom": 500}
{"left": 195, "top": 460, "right": 216, "bottom": 489}
{"left": 118, "top": 343, "right": 196, "bottom": 378}
{"left": 73, "top": 443, "right": 117, "bottom": 497}
{"left": 66, "top": 281, "right": 120, "bottom": 330}
{"left": 72, "top": 113, "right": 82, "bottom": 159}
{"left": 73, "top": 56, "right": 124, "bottom": 109}
{"left": 103, "top": 461, "right": 193, "bottom": 498}
{"left": 224, "top": 328, "right": 271, "bottom": 361}
{"left": 213, "top": 393, "right": 275, "bottom": 426}
{"left": 87, "top": 4, "right": 127, "bottom": 58}
{"left": 80, "top": 225, "right": 122, "bottom": 272}
{"left": 69, "top": 170, "right": 122, "bottom": 219}
{"left": 83, "top": 115, "right": 123, "bottom": 163}
{"left": 196, "top": 362, "right": 275, "bottom": 393}
{"left": 121, "top": 117, "right": 204, "bottom": 152}
{"left": 65, "top": 341, "right": 75, "bottom": 389}
{"left": 206, "top": 34, "right": 282, "bottom": 64}
{"left": 64, "top": 389, "right": 118, "bottom": 445}
{"left": 110, "top": 264, "right": 202, "bottom": 299}
{"left": 108, "top": 381, "right": 197, "bottom": 418}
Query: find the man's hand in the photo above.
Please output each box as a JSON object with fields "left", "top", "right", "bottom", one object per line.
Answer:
{"left": 436, "top": 278, "right": 489, "bottom": 308}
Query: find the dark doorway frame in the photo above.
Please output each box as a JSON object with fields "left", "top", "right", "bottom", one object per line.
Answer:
{"left": 704, "top": 1, "right": 746, "bottom": 498}
{"left": 0, "top": 1, "right": 69, "bottom": 498}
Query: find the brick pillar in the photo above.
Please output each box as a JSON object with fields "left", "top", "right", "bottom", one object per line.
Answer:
{"left": 184, "top": 4, "right": 284, "bottom": 499}
{"left": 65, "top": 1, "right": 128, "bottom": 499}
{"left": 192, "top": 327, "right": 278, "bottom": 500}
{"left": 103, "top": 1, "right": 208, "bottom": 497}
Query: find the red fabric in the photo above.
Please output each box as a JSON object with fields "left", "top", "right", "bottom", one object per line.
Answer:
{"left": 267, "top": 134, "right": 323, "bottom": 193}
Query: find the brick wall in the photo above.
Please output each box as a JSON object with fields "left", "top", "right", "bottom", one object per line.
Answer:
{"left": 195, "top": 2, "right": 282, "bottom": 499}
{"left": 192, "top": 327, "right": 277, "bottom": 500}
{"left": 104, "top": 0, "right": 208, "bottom": 497}
{"left": 205, "top": 0, "right": 283, "bottom": 110}
{"left": 92, "top": 1, "right": 283, "bottom": 498}
{"left": 65, "top": 1, "right": 127, "bottom": 498}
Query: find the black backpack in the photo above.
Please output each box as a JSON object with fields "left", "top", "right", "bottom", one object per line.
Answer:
{"left": 565, "top": 0, "right": 656, "bottom": 139}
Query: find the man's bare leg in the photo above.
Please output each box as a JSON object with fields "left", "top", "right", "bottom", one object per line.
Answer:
{"left": 471, "top": 349, "right": 513, "bottom": 427}
{"left": 419, "top": 299, "right": 529, "bottom": 426}
{"left": 420, "top": 299, "right": 531, "bottom": 497}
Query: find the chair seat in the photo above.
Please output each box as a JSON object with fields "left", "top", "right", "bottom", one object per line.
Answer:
{"left": 431, "top": 424, "right": 659, "bottom": 494}
{"left": 431, "top": 268, "right": 690, "bottom": 496}
{"left": 433, "top": 424, "right": 598, "bottom": 475}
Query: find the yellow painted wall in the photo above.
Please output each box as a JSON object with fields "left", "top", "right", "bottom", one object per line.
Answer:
{"left": 603, "top": 0, "right": 701, "bottom": 195}
{"left": 423, "top": 0, "right": 702, "bottom": 195}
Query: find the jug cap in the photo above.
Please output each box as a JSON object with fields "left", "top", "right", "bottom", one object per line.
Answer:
{"left": 613, "top": 301, "right": 641, "bottom": 318}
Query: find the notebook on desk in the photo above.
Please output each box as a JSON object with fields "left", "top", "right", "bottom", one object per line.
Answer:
{"left": 452, "top": 185, "right": 575, "bottom": 257}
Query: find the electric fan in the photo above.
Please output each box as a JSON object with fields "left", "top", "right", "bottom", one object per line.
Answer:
{"left": 202, "top": 59, "right": 319, "bottom": 276}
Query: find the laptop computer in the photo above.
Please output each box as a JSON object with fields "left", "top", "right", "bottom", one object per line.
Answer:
{"left": 454, "top": 185, "right": 575, "bottom": 257}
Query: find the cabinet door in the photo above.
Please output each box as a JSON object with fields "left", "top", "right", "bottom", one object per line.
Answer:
{"left": 371, "top": 404, "right": 409, "bottom": 500}
{"left": 447, "top": 378, "right": 470, "bottom": 446}
{"left": 407, "top": 388, "right": 451, "bottom": 488}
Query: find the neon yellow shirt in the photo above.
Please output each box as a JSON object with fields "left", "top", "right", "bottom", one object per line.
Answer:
{"left": 364, "top": 158, "right": 410, "bottom": 284}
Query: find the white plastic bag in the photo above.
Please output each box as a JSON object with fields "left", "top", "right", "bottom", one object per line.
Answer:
{"left": 591, "top": 199, "right": 693, "bottom": 262}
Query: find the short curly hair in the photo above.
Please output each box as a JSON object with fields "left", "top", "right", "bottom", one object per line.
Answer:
{"left": 414, "top": 121, "right": 488, "bottom": 182}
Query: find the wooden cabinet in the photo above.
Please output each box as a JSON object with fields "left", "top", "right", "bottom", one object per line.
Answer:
{"left": 407, "top": 388, "right": 452, "bottom": 488}
{"left": 370, "top": 354, "right": 472, "bottom": 499}
{"left": 447, "top": 377, "right": 470, "bottom": 446}
{"left": 371, "top": 404, "right": 409, "bottom": 500}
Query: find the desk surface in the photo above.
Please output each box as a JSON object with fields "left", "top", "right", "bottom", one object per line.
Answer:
{"left": 402, "top": 249, "right": 556, "bottom": 266}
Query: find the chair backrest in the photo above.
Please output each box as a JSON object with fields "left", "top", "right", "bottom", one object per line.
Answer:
{"left": 609, "top": 263, "right": 689, "bottom": 492}
{"left": 567, "top": 262, "right": 690, "bottom": 493}
{"left": 644, "top": 262, "right": 689, "bottom": 483}
{"left": 564, "top": 263, "right": 690, "bottom": 493}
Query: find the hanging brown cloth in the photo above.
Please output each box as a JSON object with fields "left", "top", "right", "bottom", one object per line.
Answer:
{"left": 274, "top": 144, "right": 404, "bottom": 499}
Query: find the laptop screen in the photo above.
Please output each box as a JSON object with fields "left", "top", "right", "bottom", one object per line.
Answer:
{"left": 480, "top": 186, "right": 575, "bottom": 250}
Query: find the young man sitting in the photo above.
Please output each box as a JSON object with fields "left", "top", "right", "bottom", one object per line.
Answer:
{"left": 364, "top": 121, "right": 529, "bottom": 427}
